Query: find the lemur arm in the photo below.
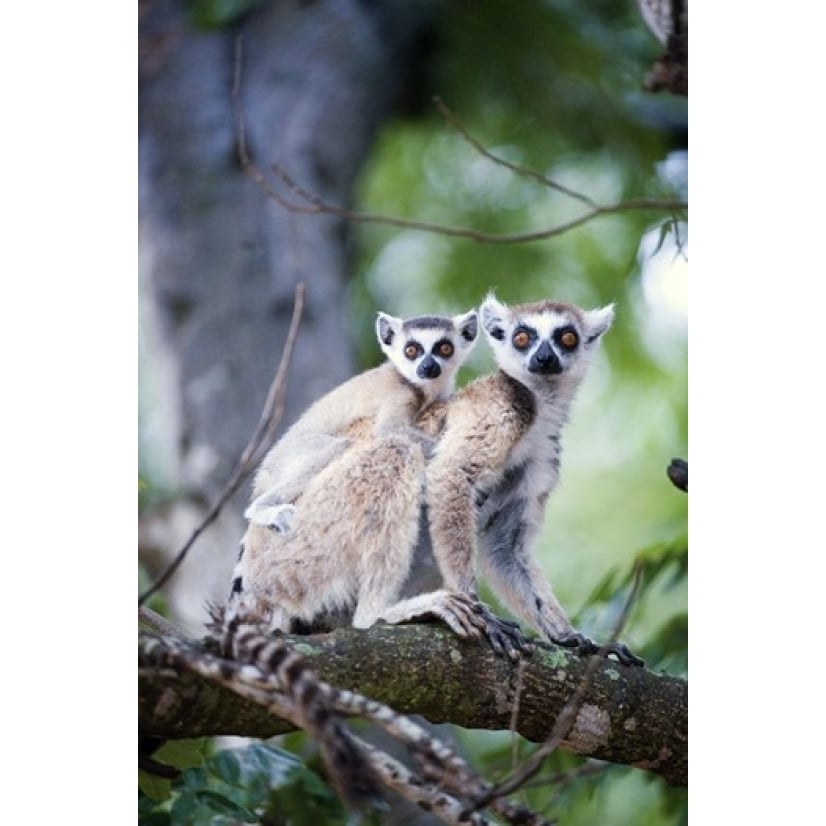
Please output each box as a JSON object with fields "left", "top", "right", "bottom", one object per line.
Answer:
{"left": 425, "top": 384, "right": 529, "bottom": 595}
{"left": 246, "top": 434, "right": 351, "bottom": 526}
{"left": 478, "top": 500, "right": 644, "bottom": 667}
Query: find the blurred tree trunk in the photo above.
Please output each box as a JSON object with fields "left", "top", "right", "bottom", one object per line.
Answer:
{"left": 138, "top": 0, "right": 437, "bottom": 632}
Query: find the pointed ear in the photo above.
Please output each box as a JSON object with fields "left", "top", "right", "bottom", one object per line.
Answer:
{"left": 480, "top": 293, "right": 509, "bottom": 342}
{"left": 583, "top": 304, "right": 615, "bottom": 344}
{"left": 453, "top": 309, "right": 478, "bottom": 348}
{"left": 375, "top": 311, "right": 402, "bottom": 348}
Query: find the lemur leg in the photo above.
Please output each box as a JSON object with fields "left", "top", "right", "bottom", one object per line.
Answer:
{"left": 423, "top": 396, "right": 536, "bottom": 659}
{"left": 479, "top": 503, "right": 644, "bottom": 667}
{"left": 248, "top": 434, "right": 352, "bottom": 520}
{"left": 245, "top": 499, "right": 296, "bottom": 533}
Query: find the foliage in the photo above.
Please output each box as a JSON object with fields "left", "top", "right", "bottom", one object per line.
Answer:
{"left": 138, "top": 740, "right": 360, "bottom": 826}
{"left": 343, "top": 1, "right": 688, "bottom": 822}
{"left": 141, "top": 0, "right": 687, "bottom": 822}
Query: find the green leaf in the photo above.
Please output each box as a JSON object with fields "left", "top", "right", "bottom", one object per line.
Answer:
{"left": 152, "top": 739, "right": 209, "bottom": 771}
{"left": 193, "top": 790, "right": 258, "bottom": 822}
{"left": 138, "top": 770, "right": 172, "bottom": 803}
{"left": 209, "top": 750, "right": 241, "bottom": 786}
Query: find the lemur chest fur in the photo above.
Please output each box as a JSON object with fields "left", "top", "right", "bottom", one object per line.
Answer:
{"left": 477, "top": 382, "right": 569, "bottom": 526}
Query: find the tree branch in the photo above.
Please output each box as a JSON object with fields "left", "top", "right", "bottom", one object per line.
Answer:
{"left": 268, "top": 162, "right": 687, "bottom": 246}
{"left": 139, "top": 623, "right": 687, "bottom": 787}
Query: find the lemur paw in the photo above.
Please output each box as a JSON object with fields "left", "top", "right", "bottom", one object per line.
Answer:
{"left": 245, "top": 503, "right": 296, "bottom": 534}
{"left": 553, "top": 632, "right": 645, "bottom": 668}
{"left": 467, "top": 600, "right": 534, "bottom": 662}
{"left": 420, "top": 592, "right": 487, "bottom": 641}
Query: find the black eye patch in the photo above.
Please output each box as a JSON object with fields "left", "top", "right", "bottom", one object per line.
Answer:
{"left": 404, "top": 341, "right": 423, "bottom": 360}
{"left": 432, "top": 338, "right": 455, "bottom": 359}
{"left": 553, "top": 325, "right": 579, "bottom": 351}
{"left": 512, "top": 325, "right": 537, "bottom": 350}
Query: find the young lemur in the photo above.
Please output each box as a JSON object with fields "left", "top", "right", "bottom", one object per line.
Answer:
{"left": 244, "top": 309, "right": 478, "bottom": 533}
{"left": 385, "top": 292, "right": 643, "bottom": 666}
{"left": 228, "top": 308, "right": 487, "bottom": 635}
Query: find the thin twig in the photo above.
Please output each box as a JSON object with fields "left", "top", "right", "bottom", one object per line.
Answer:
{"left": 232, "top": 35, "right": 313, "bottom": 214}
{"left": 509, "top": 658, "right": 527, "bottom": 772}
{"left": 230, "top": 36, "right": 685, "bottom": 245}
{"left": 468, "top": 563, "right": 644, "bottom": 811}
{"left": 138, "top": 605, "right": 185, "bottom": 638}
{"left": 432, "top": 96, "right": 599, "bottom": 209}
{"left": 270, "top": 162, "right": 687, "bottom": 245}
{"left": 518, "top": 760, "right": 609, "bottom": 792}
{"left": 138, "top": 284, "right": 306, "bottom": 605}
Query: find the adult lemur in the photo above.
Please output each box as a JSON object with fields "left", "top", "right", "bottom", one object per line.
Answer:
{"left": 232, "top": 294, "right": 641, "bottom": 666}
{"left": 408, "top": 293, "right": 642, "bottom": 665}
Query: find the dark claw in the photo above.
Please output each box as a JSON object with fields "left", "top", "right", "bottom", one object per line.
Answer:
{"left": 470, "top": 600, "right": 533, "bottom": 660}
{"left": 607, "top": 642, "right": 645, "bottom": 668}
{"left": 553, "top": 632, "right": 645, "bottom": 667}
{"left": 554, "top": 631, "right": 594, "bottom": 652}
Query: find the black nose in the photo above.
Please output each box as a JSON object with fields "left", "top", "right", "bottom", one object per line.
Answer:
{"left": 417, "top": 355, "right": 442, "bottom": 379}
{"left": 528, "top": 341, "right": 561, "bottom": 374}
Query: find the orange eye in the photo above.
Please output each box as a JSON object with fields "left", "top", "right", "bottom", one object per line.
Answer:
{"left": 512, "top": 330, "right": 531, "bottom": 350}
{"left": 437, "top": 341, "right": 454, "bottom": 358}
{"left": 404, "top": 344, "right": 419, "bottom": 360}
{"left": 560, "top": 331, "right": 578, "bottom": 349}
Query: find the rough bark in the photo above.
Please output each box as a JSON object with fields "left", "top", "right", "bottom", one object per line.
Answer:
{"left": 139, "top": 623, "right": 687, "bottom": 787}
{"left": 138, "top": 0, "right": 437, "bottom": 632}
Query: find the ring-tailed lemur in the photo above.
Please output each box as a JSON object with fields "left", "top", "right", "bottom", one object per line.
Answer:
{"left": 228, "top": 309, "right": 495, "bottom": 639}
{"left": 244, "top": 309, "right": 478, "bottom": 533}
{"left": 387, "top": 292, "right": 642, "bottom": 666}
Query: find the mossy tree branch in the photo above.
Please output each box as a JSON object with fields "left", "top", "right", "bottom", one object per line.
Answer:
{"left": 139, "top": 622, "right": 686, "bottom": 787}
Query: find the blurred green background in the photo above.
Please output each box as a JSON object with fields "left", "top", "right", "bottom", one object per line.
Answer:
{"left": 348, "top": 3, "right": 688, "bottom": 822}
{"left": 141, "top": 0, "right": 687, "bottom": 823}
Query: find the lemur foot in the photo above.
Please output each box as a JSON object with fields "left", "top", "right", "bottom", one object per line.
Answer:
{"left": 553, "top": 632, "right": 644, "bottom": 668}
{"left": 422, "top": 593, "right": 532, "bottom": 660}
{"left": 467, "top": 600, "right": 534, "bottom": 662}
{"left": 245, "top": 503, "right": 296, "bottom": 534}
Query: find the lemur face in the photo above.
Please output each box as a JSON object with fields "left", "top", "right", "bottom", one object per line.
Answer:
{"left": 376, "top": 310, "right": 479, "bottom": 399}
{"left": 480, "top": 294, "right": 614, "bottom": 386}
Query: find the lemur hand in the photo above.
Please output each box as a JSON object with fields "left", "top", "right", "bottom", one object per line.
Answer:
{"left": 553, "top": 631, "right": 645, "bottom": 668}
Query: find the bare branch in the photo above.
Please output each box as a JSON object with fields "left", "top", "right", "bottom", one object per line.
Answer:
{"left": 138, "top": 605, "right": 185, "bottom": 638}
{"left": 230, "top": 38, "right": 684, "bottom": 246}
{"left": 138, "top": 283, "right": 306, "bottom": 605}
{"left": 432, "top": 96, "right": 599, "bottom": 209}
{"left": 269, "top": 162, "right": 687, "bottom": 245}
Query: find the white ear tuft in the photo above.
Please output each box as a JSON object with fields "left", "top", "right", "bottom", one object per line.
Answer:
{"left": 583, "top": 303, "right": 615, "bottom": 344}
{"left": 453, "top": 309, "right": 479, "bottom": 348}
{"left": 375, "top": 311, "right": 402, "bottom": 349}
{"left": 480, "top": 292, "right": 509, "bottom": 341}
